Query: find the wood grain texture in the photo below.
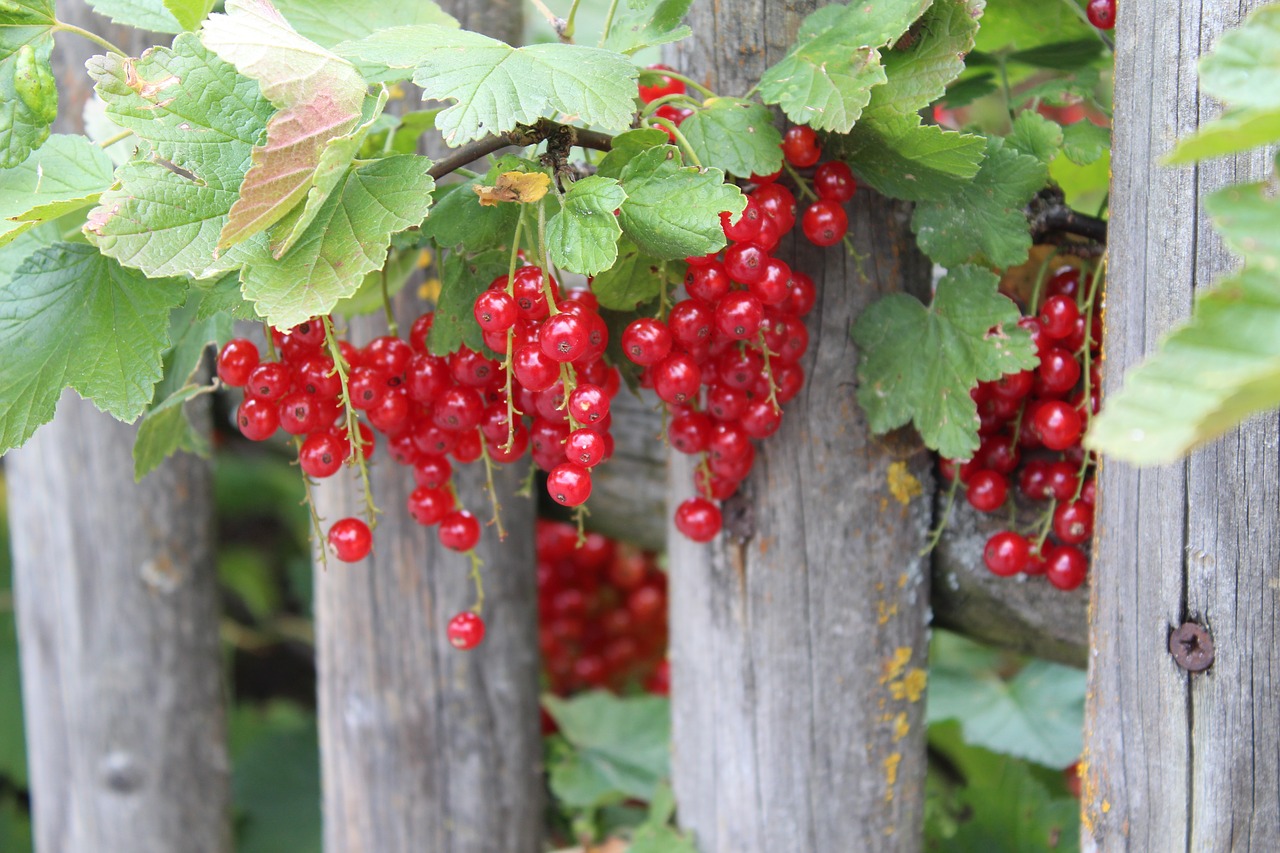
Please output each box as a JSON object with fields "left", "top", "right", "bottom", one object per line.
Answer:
{"left": 313, "top": 5, "right": 542, "bottom": 851}
{"left": 664, "top": 4, "right": 935, "bottom": 849}
{"left": 1083, "top": 1, "right": 1279, "bottom": 850}
{"left": 5, "top": 7, "right": 230, "bottom": 852}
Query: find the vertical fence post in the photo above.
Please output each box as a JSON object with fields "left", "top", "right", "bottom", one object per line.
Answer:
{"left": 664, "top": 3, "right": 935, "bottom": 849}
{"left": 1084, "top": 1, "right": 1280, "bottom": 849}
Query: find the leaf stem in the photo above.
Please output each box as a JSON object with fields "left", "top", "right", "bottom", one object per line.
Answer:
{"left": 564, "top": 0, "right": 583, "bottom": 39}
{"left": 649, "top": 117, "right": 701, "bottom": 167}
{"left": 97, "top": 129, "right": 133, "bottom": 149}
{"left": 654, "top": 69, "right": 717, "bottom": 99}
{"left": 529, "top": 0, "right": 569, "bottom": 41}
{"left": 598, "top": 0, "right": 621, "bottom": 47}
{"left": 53, "top": 21, "right": 127, "bottom": 56}
{"left": 379, "top": 267, "right": 398, "bottom": 337}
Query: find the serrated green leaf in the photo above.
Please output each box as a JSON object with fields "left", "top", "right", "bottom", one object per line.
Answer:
{"left": 852, "top": 264, "right": 1037, "bottom": 459}
{"left": 1006, "top": 110, "right": 1061, "bottom": 165}
{"left": 833, "top": 117, "right": 985, "bottom": 202}
{"left": 427, "top": 249, "right": 509, "bottom": 356}
{"left": 928, "top": 634, "right": 1084, "bottom": 768}
{"left": 1198, "top": 3, "right": 1280, "bottom": 110}
{"left": 1086, "top": 267, "right": 1280, "bottom": 465}
{"left": 618, "top": 145, "right": 743, "bottom": 261}
{"left": 85, "top": 34, "right": 273, "bottom": 279}
{"left": 597, "top": 127, "right": 668, "bottom": 179}
{"left": 911, "top": 135, "right": 1046, "bottom": 268}
{"left": 0, "top": 218, "right": 57, "bottom": 283}
{"left": 275, "top": 0, "right": 458, "bottom": 50}
{"left": 421, "top": 177, "right": 519, "bottom": 253}
{"left": 591, "top": 236, "right": 678, "bottom": 311}
{"left": 1207, "top": 181, "right": 1280, "bottom": 267}
{"left": 165, "top": 0, "right": 216, "bottom": 30}
{"left": 202, "top": 0, "right": 370, "bottom": 249}
{"left": 343, "top": 26, "right": 638, "bottom": 145}
{"left": 1166, "top": 107, "right": 1280, "bottom": 164}
{"left": 601, "top": 0, "right": 692, "bottom": 54}
{"left": 872, "top": 0, "right": 979, "bottom": 116}
{"left": 678, "top": 97, "right": 783, "bottom": 178}
{"left": 757, "top": 0, "right": 932, "bottom": 131}
{"left": 0, "top": 0, "right": 56, "bottom": 168}
{"left": 544, "top": 691, "right": 671, "bottom": 808}
{"left": 155, "top": 298, "right": 232, "bottom": 404}
{"left": 133, "top": 383, "right": 215, "bottom": 480}
{"left": 547, "top": 176, "right": 626, "bottom": 276}
{"left": 240, "top": 155, "right": 435, "bottom": 328}
{"left": 1060, "top": 119, "right": 1109, "bottom": 165}
{"left": 86, "top": 0, "right": 182, "bottom": 32}
{"left": 975, "top": 0, "right": 1099, "bottom": 54}
{"left": 0, "top": 134, "right": 114, "bottom": 247}
{"left": 195, "top": 271, "right": 258, "bottom": 320}
{"left": 0, "top": 243, "right": 187, "bottom": 453}
{"left": 1008, "top": 38, "right": 1103, "bottom": 70}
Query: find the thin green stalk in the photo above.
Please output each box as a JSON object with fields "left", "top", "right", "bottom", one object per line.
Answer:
{"left": 379, "top": 267, "right": 398, "bottom": 337}
{"left": 322, "top": 316, "right": 379, "bottom": 525}
{"left": 641, "top": 92, "right": 701, "bottom": 117}
{"left": 654, "top": 69, "right": 717, "bottom": 99}
{"left": 53, "top": 21, "right": 126, "bottom": 55}
{"left": 920, "top": 474, "right": 961, "bottom": 556}
{"left": 477, "top": 431, "right": 508, "bottom": 540}
{"left": 564, "top": 0, "right": 583, "bottom": 39}
{"left": 597, "top": 0, "right": 621, "bottom": 47}
{"left": 649, "top": 116, "right": 701, "bottom": 167}
{"left": 502, "top": 217, "right": 527, "bottom": 451}
{"left": 467, "top": 549, "right": 486, "bottom": 612}
{"left": 97, "top": 129, "right": 133, "bottom": 149}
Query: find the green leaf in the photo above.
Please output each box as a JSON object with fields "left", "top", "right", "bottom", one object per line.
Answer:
{"left": 1166, "top": 107, "right": 1280, "bottom": 164}
{"left": 1207, "top": 180, "right": 1280, "bottom": 267}
{"left": 0, "top": 243, "right": 187, "bottom": 453}
{"left": 343, "top": 26, "right": 638, "bottom": 145}
{"left": 195, "top": 271, "right": 258, "bottom": 321}
{"left": 133, "top": 383, "right": 215, "bottom": 480}
{"left": 421, "top": 177, "right": 519, "bottom": 253}
{"left": 618, "top": 145, "right": 744, "bottom": 261}
{"left": 0, "top": 569, "right": 26, "bottom": 787}
{"left": 1008, "top": 38, "right": 1103, "bottom": 70}
{"left": 547, "top": 176, "right": 627, "bottom": 277}
{"left": 202, "top": 0, "right": 370, "bottom": 249}
{"left": 678, "top": 97, "right": 783, "bottom": 179}
{"left": 833, "top": 117, "right": 985, "bottom": 202}
{"left": 1005, "top": 110, "right": 1062, "bottom": 165}
{"left": 975, "top": 0, "right": 1099, "bottom": 54}
{"left": 274, "top": 0, "right": 458, "bottom": 50}
{"left": 334, "top": 246, "right": 420, "bottom": 317}
{"left": 85, "top": 0, "right": 182, "bottom": 32}
{"left": 1198, "top": 3, "right": 1280, "bottom": 110}
{"left": 0, "top": 0, "right": 56, "bottom": 168}
{"left": 872, "top": 0, "right": 980, "bottom": 117}
{"left": 928, "top": 634, "right": 1084, "bottom": 768}
{"left": 601, "top": 0, "right": 693, "bottom": 54}
{"left": 85, "top": 33, "right": 273, "bottom": 279}
{"left": 630, "top": 824, "right": 698, "bottom": 853}
{"left": 240, "top": 154, "right": 435, "bottom": 329}
{"left": 591, "top": 236, "right": 678, "bottom": 311}
{"left": 544, "top": 691, "right": 671, "bottom": 808}
{"left": 427, "top": 249, "right": 509, "bottom": 356}
{"left": 0, "top": 134, "right": 115, "bottom": 247}
{"left": 852, "top": 265, "right": 1037, "bottom": 459}
{"left": 0, "top": 218, "right": 57, "bottom": 282}
{"left": 910, "top": 135, "right": 1047, "bottom": 268}
{"left": 229, "top": 703, "right": 322, "bottom": 853}
{"left": 155, "top": 299, "right": 232, "bottom": 404}
{"left": 164, "top": 0, "right": 216, "bottom": 30}
{"left": 597, "top": 127, "right": 669, "bottom": 180}
{"left": 1086, "top": 268, "right": 1280, "bottom": 465}
{"left": 1060, "top": 119, "right": 1110, "bottom": 165}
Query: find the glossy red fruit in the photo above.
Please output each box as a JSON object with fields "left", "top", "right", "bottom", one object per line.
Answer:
{"left": 245, "top": 362, "right": 291, "bottom": 403}
{"left": 547, "top": 463, "right": 592, "bottom": 507}
{"left": 715, "top": 292, "right": 765, "bottom": 340}
{"left": 438, "top": 510, "right": 481, "bottom": 551}
{"left": 1044, "top": 545, "right": 1089, "bottom": 590}
{"left": 721, "top": 196, "right": 764, "bottom": 242}
{"left": 1053, "top": 499, "right": 1094, "bottom": 545}
{"left": 511, "top": 266, "right": 556, "bottom": 320}
{"left": 565, "top": 429, "right": 607, "bottom": 467}
{"left": 668, "top": 411, "right": 712, "bottom": 454}
{"left": 447, "top": 611, "right": 486, "bottom": 650}
{"left": 622, "top": 317, "right": 673, "bottom": 365}
{"left": 667, "top": 299, "right": 714, "bottom": 347}
{"left": 407, "top": 485, "right": 453, "bottom": 526}
{"left": 752, "top": 182, "right": 797, "bottom": 232}
{"left": 327, "top": 517, "right": 372, "bottom": 562}
{"left": 1039, "top": 294, "right": 1080, "bottom": 340}
{"left": 784, "top": 271, "right": 817, "bottom": 316}
{"left": 217, "top": 339, "right": 259, "bottom": 386}
{"left": 278, "top": 392, "right": 322, "bottom": 435}
{"left": 966, "top": 469, "right": 1009, "bottom": 513}
{"left": 802, "top": 199, "right": 848, "bottom": 247}
{"left": 473, "top": 289, "right": 518, "bottom": 332}
{"left": 984, "top": 531, "right": 1031, "bottom": 577}
{"left": 675, "top": 498, "right": 722, "bottom": 542}
{"left": 1035, "top": 347, "right": 1082, "bottom": 397}
{"left": 539, "top": 312, "right": 589, "bottom": 363}
{"left": 1086, "top": 0, "right": 1115, "bottom": 30}
{"left": 781, "top": 125, "right": 821, "bottom": 167}
{"left": 813, "top": 160, "right": 857, "bottom": 202}
{"left": 413, "top": 455, "right": 453, "bottom": 489}
{"left": 652, "top": 354, "right": 702, "bottom": 405}
{"left": 723, "top": 241, "right": 768, "bottom": 286}
{"left": 1033, "top": 400, "right": 1083, "bottom": 451}
{"left": 741, "top": 398, "right": 783, "bottom": 438}
{"left": 299, "top": 431, "right": 346, "bottom": 478}
{"left": 236, "top": 397, "right": 279, "bottom": 441}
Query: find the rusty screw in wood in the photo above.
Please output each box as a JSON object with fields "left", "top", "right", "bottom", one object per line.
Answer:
{"left": 1169, "top": 622, "right": 1214, "bottom": 673}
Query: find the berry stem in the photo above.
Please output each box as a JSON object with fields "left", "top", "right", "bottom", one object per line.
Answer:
{"left": 597, "top": 0, "right": 621, "bottom": 47}
{"left": 293, "top": 436, "right": 330, "bottom": 571}
{"left": 920, "top": 473, "right": 961, "bottom": 556}
{"left": 653, "top": 68, "right": 717, "bottom": 99}
{"left": 572, "top": 504, "right": 590, "bottom": 545}
{"left": 379, "top": 267, "right": 399, "bottom": 338}
{"left": 649, "top": 116, "right": 702, "bottom": 167}
{"left": 502, "top": 215, "right": 527, "bottom": 451}
{"left": 476, "top": 431, "right": 508, "bottom": 541}
{"left": 656, "top": 260, "right": 670, "bottom": 321}
{"left": 641, "top": 92, "right": 701, "bottom": 117}
{"left": 96, "top": 129, "right": 133, "bottom": 149}
{"left": 1028, "top": 246, "right": 1063, "bottom": 315}
{"left": 563, "top": 0, "right": 583, "bottom": 39}
{"left": 466, "top": 549, "right": 486, "bottom": 613}
{"left": 515, "top": 459, "right": 537, "bottom": 498}
{"left": 322, "top": 316, "right": 379, "bottom": 526}
{"left": 755, "top": 330, "right": 782, "bottom": 413}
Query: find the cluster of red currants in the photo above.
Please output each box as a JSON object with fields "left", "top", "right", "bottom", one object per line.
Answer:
{"left": 942, "top": 265, "right": 1102, "bottom": 591}
{"left": 536, "top": 520, "right": 669, "bottom": 697}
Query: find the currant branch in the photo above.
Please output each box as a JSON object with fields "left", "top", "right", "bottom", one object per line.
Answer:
{"left": 1028, "top": 188, "right": 1108, "bottom": 244}
{"left": 427, "top": 119, "right": 613, "bottom": 182}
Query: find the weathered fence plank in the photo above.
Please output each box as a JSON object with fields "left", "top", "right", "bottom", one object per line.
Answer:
{"left": 664, "top": 3, "right": 935, "bottom": 849}
{"left": 1084, "top": 1, "right": 1280, "bottom": 850}
{"left": 312, "top": 4, "right": 543, "bottom": 851}
{"left": 5, "top": 7, "right": 230, "bottom": 851}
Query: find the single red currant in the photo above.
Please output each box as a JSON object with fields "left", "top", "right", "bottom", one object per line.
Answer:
{"left": 328, "top": 517, "right": 372, "bottom": 562}
{"left": 984, "top": 531, "right": 1031, "bottom": 577}
{"left": 1053, "top": 499, "right": 1095, "bottom": 545}
{"left": 813, "top": 160, "right": 857, "bottom": 202}
{"left": 801, "top": 199, "right": 848, "bottom": 247}
{"left": 966, "top": 469, "right": 1009, "bottom": 513}
{"left": 539, "top": 312, "right": 589, "bottom": 363}
{"left": 473, "top": 289, "right": 518, "bottom": 332}
{"left": 298, "top": 431, "right": 346, "bottom": 478}
{"left": 1044, "top": 545, "right": 1089, "bottom": 590}
{"left": 1033, "top": 400, "right": 1083, "bottom": 451}
{"left": 217, "top": 339, "right": 259, "bottom": 387}
{"left": 714, "top": 291, "right": 764, "bottom": 341}
{"left": 1086, "top": 0, "right": 1115, "bottom": 30}
{"left": 447, "top": 611, "right": 486, "bottom": 650}
{"left": 407, "top": 486, "right": 454, "bottom": 527}
{"left": 622, "top": 317, "right": 673, "bottom": 366}
{"left": 438, "top": 510, "right": 481, "bottom": 551}
{"left": 565, "top": 429, "right": 607, "bottom": 467}
{"left": 675, "top": 498, "right": 722, "bottom": 542}
{"left": 547, "top": 463, "right": 592, "bottom": 507}
{"left": 236, "top": 397, "right": 279, "bottom": 441}
{"left": 781, "top": 125, "right": 821, "bottom": 168}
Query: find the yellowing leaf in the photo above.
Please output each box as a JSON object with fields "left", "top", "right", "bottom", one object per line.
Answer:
{"left": 473, "top": 171, "right": 552, "bottom": 206}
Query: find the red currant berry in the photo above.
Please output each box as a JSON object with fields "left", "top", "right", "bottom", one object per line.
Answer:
{"left": 750, "top": 257, "right": 792, "bottom": 306}
{"left": 511, "top": 266, "right": 556, "bottom": 320}
{"left": 1033, "top": 400, "right": 1083, "bottom": 451}
{"left": 245, "top": 362, "right": 291, "bottom": 403}
{"left": 1044, "top": 545, "right": 1089, "bottom": 590}
{"left": 565, "top": 429, "right": 607, "bottom": 467}
{"left": 407, "top": 486, "right": 454, "bottom": 526}
{"left": 236, "top": 397, "right": 279, "bottom": 441}
{"left": 722, "top": 242, "right": 768, "bottom": 286}
{"left": 1039, "top": 295, "right": 1080, "bottom": 340}
{"left": 781, "top": 125, "right": 821, "bottom": 168}
{"left": 278, "top": 392, "right": 322, "bottom": 435}
{"left": 668, "top": 411, "right": 712, "bottom": 454}
{"left": 433, "top": 386, "right": 484, "bottom": 432}
{"left": 813, "top": 160, "right": 856, "bottom": 202}
{"left": 966, "top": 469, "right": 1008, "bottom": 513}
{"left": 408, "top": 312, "right": 434, "bottom": 352}
{"left": 1053, "top": 499, "right": 1094, "bottom": 545}
{"left": 447, "top": 611, "right": 486, "bottom": 650}
{"left": 741, "top": 398, "right": 783, "bottom": 439}
{"left": 568, "top": 383, "right": 610, "bottom": 424}
{"left": 512, "top": 343, "right": 560, "bottom": 392}
{"left": 217, "top": 339, "right": 259, "bottom": 387}
{"left": 984, "top": 531, "right": 1031, "bottom": 577}
{"left": 784, "top": 271, "right": 817, "bottom": 317}
{"left": 474, "top": 289, "right": 518, "bottom": 332}
{"left": 347, "top": 366, "right": 387, "bottom": 410}
{"left": 413, "top": 455, "right": 453, "bottom": 490}
{"left": 667, "top": 299, "right": 714, "bottom": 347}
{"left": 539, "top": 312, "right": 589, "bottom": 363}
{"left": 622, "top": 317, "right": 673, "bottom": 366}
{"left": 992, "top": 369, "right": 1034, "bottom": 401}
{"left": 1035, "top": 347, "right": 1082, "bottom": 397}
{"left": 652, "top": 354, "right": 702, "bottom": 405}
{"left": 751, "top": 182, "right": 797, "bottom": 232}
{"left": 715, "top": 292, "right": 765, "bottom": 341}
{"left": 547, "top": 462, "right": 592, "bottom": 506}
{"left": 298, "top": 431, "right": 346, "bottom": 478}
{"left": 801, "top": 199, "right": 848, "bottom": 247}
{"left": 1086, "top": 0, "right": 1115, "bottom": 30}
{"left": 327, "top": 517, "right": 372, "bottom": 562}
{"left": 721, "top": 196, "right": 764, "bottom": 242}
{"left": 675, "top": 498, "right": 722, "bottom": 542}
{"left": 438, "top": 510, "right": 481, "bottom": 551}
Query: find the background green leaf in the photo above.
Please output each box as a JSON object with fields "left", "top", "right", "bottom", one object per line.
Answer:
{"left": 0, "top": 135, "right": 114, "bottom": 247}
{"left": 427, "top": 249, "right": 509, "bottom": 357}
{"left": 0, "top": 0, "right": 56, "bottom": 168}
{"left": 547, "top": 176, "right": 627, "bottom": 277}
{"left": 544, "top": 691, "right": 671, "bottom": 808}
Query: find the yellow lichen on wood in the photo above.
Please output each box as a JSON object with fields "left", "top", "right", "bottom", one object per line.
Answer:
{"left": 883, "top": 752, "right": 901, "bottom": 801}
{"left": 892, "top": 712, "right": 909, "bottom": 742}
{"left": 877, "top": 600, "right": 899, "bottom": 625}
{"left": 886, "top": 460, "right": 923, "bottom": 506}
{"left": 880, "top": 647, "right": 912, "bottom": 684}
